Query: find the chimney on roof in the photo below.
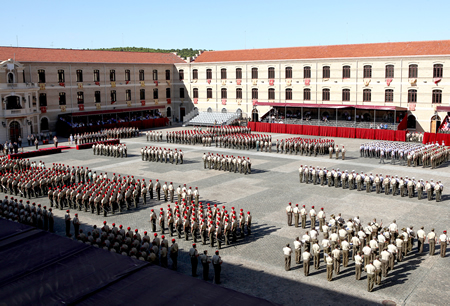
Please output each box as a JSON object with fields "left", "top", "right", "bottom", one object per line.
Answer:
{"left": 186, "top": 57, "right": 191, "bottom": 62}
{"left": 172, "top": 52, "right": 177, "bottom": 56}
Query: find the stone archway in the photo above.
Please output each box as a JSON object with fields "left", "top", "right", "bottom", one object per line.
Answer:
{"left": 430, "top": 115, "right": 441, "bottom": 133}
{"left": 252, "top": 108, "right": 259, "bottom": 122}
{"left": 40, "top": 117, "right": 49, "bottom": 131}
{"left": 407, "top": 115, "right": 416, "bottom": 129}
{"left": 9, "top": 121, "right": 21, "bottom": 143}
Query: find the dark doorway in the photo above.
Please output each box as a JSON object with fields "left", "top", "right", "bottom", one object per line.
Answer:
{"left": 41, "top": 117, "right": 49, "bottom": 131}
{"left": 9, "top": 121, "right": 21, "bottom": 143}
{"left": 407, "top": 115, "right": 416, "bottom": 129}
{"left": 252, "top": 109, "right": 259, "bottom": 122}
{"left": 166, "top": 107, "right": 172, "bottom": 118}
{"left": 180, "top": 107, "right": 185, "bottom": 122}
{"left": 6, "top": 96, "right": 21, "bottom": 110}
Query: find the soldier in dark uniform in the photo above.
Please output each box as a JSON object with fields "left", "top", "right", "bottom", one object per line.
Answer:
{"left": 48, "top": 208, "right": 54, "bottom": 232}
{"left": 73, "top": 213, "right": 80, "bottom": 237}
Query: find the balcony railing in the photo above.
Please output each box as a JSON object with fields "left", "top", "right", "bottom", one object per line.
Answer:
{"left": 0, "top": 82, "right": 39, "bottom": 90}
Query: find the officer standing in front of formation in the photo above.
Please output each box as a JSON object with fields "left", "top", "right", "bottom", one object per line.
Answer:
{"left": 286, "top": 202, "right": 293, "bottom": 226}
{"left": 189, "top": 243, "right": 199, "bottom": 277}
{"left": 283, "top": 243, "right": 292, "bottom": 271}
{"left": 170, "top": 238, "right": 178, "bottom": 270}
{"left": 201, "top": 250, "right": 211, "bottom": 281}
{"left": 65, "top": 209, "right": 71, "bottom": 237}
{"left": 212, "top": 250, "right": 223, "bottom": 284}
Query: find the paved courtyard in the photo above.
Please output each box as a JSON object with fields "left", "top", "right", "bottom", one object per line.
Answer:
{"left": 17, "top": 126, "right": 450, "bottom": 306}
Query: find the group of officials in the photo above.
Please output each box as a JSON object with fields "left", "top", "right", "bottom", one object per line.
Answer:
{"left": 360, "top": 141, "right": 450, "bottom": 168}
{"left": 298, "top": 165, "right": 444, "bottom": 202}
{"left": 202, "top": 153, "right": 252, "bottom": 174}
{"left": 140, "top": 146, "right": 184, "bottom": 164}
{"left": 283, "top": 204, "right": 449, "bottom": 292}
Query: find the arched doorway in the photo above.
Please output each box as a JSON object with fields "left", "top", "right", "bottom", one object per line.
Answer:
{"left": 207, "top": 107, "right": 212, "bottom": 113}
{"left": 9, "top": 121, "right": 21, "bottom": 143}
{"left": 407, "top": 115, "right": 416, "bottom": 129}
{"left": 40, "top": 117, "right": 49, "bottom": 131}
{"left": 252, "top": 108, "right": 259, "bottom": 122}
{"left": 236, "top": 108, "right": 242, "bottom": 118}
{"left": 430, "top": 115, "right": 441, "bottom": 133}
{"left": 166, "top": 107, "right": 172, "bottom": 118}
{"left": 221, "top": 108, "right": 227, "bottom": 113}
{"left": 5, "top": 96, "right": 21, "bottom": 110}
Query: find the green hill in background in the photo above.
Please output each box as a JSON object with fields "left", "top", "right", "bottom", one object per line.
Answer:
{"left": 91, "top": 47, "right": 208, "bottom": 58}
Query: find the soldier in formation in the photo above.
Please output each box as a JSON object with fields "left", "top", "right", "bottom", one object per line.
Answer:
{"left": 298, "top": 165, "right": 444, "bottom": 202}
{"left": 140, "top": 146, "right": 183, "bottom": 164}
{"left": 93, "top": 143, "right": 128, "bottom": 158}
{"left": 202, "top": 152, "right": 251, "bottom": 174}
{"left": 73, "top": 127, "right": 139, "bottom": 144}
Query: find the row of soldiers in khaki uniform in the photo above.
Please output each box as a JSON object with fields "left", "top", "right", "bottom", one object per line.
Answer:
{"left": 92, "top": 143, "right": 128, "bottom": 158}
{"left": 73, "top": 127, "right": 139, "bottom": 144}
{"left": 77, "top": 220, "right": 181, "bottom": 269}
{"left": 214, "top": 133, "right": 271, "bottom": 151}
{"left": 406, "top": 132, "right": 424, "bottom": 143}
{"left": 204, "top": 125, "right": 251, "bottom": 135}
{"left": 140, "top": 146, "right": 184, "bottom": 164}
{"left": 1, "top": 196, "right": 55, "bottom": 232}
{"left": 150, "top": 201, "right": 252, "bottom": 250}
{"left": 362, "top": 141, "right": 450, "bottom": 168}
{"left": 275, "top": 138, "right": 338, "bottom": 157}
{"left": 202, "top": 153, "right": 252, "bottom": 174}
{"left": 298, "top": 165, "right": 444, "bottom": 202}
{"left": 283, "top": 205, "right": 449, "bottom": 291}
{"left": 146, "top": 131, "right": 164, "bottom": 142}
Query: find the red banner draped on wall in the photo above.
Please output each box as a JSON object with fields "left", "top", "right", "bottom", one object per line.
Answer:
{"left": 270, "top": 124, "right": 286, "bottom": 133}
{"left": 355, "top": 128, "right": 375, "bottom": 140}
{"left": 394, "top": 130, "right": 406, "bottom": 142}
{"left": 375, "top": 129, "right": 395, "bottom": 141}
{"left": 286, "top": 124, "right": 303, "bottom": 135}
{"left": 319, "top": 126, "right": 337, "bottom": 137}
{"left": 302, "top": 125, "right": 320, "bottom": 136}
{"left": 423, "top": 132, "right": 450, "bottom": 145}
{"left": 337, "top": 127, "right": 356, "bottom": 138}
{"left": 397, "top": 115, "right": 408, "bottom": 130}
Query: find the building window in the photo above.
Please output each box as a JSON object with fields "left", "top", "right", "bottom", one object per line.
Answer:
{"left": 206, "top": 69, "right": 212, "bottom": 80}
{"left": 304, "top": 66, "right": 311, "bottom": 79}
{"left": 432, "top": 89, "right": 442, "bottom": 103}
{"left": 192, "top": 69, "right": 198, "bottom": 79}
{"left": 251, "top": 68, "right": 258, "bottom": 79}
{"left": 180, "top": 88, "right": 185, "bottom": 99}
{"left": 77, "top": 92, "right": 84, "bottom": 104}
{"left": 152, "top": 69, "right": 157, "bottom": 81}
{"left": 38, "top": 69, "right": 46, "bottom": 83}
{"left": 385, "top": 65, "right": 394, "bottom": 78}
{"left": 286, "top": 67, "right": 293, "bottom": 79}
{"left": 433, "top": 64, "right": 443, "bottom": 78}
{"left": 363, "top": 65, "right": 372, "bottom": 78}
{"left": 59, "top": 92, "right": 66, "bottom": 105}
{"left": 409, "top": 64, "right": 418, "bottom": 78}
{"left": 221, "top": 88, "right": 227, "bottom": 99}
{"left": 95, "top": 91, "right": 101, "bottom": 103}
{"left": 252, "top": 88, "right": 258, "bottom": 100}
{"left": 207, "top": 88, "right": 212, "bottom": 99}
{"left": 76, "top": 70, "right": 83, "bottom": 82}
{"left": 58, "top": 70, "right": 65, "bottom": 83}
{"left": 236, "top": 88, "right": 242, "bottom": 99}
{"left": 140, "top": 89, "right": 145, "bottom": 100}
{"left": 268, "top": 88, "right": 275, "bottom": 100}
{"left": 139, "top": 70, "right": 145, "bottom": 81}
{"left": 221, "top": 68, "right": 227, "bottom": 80}
{"left": 125, "top": 70, "right": 131, "bottom": 82}
{"left": 39, "top": 93, "right": 47, "bottom": 106}
{"left": 166, "top": 88, "right": 171, "bottom": 98}
{"left": 322, "top": 88, "right": 330, "bottom": 101}
{"left": 342, "top": 66, "right": 351, "bottom": 79}
{"left": 236, "top": 68, "right": 242, "bottom": 79}
{"left": 193, "top": 88, "right": 199, "bottom": 99}
{"left": 363, "top": 89, "right": 371, "bottom": 102}
{"left": 304, "top": 88, "right": 311, "bottom": 101}
{"left": 165, "top": 70, "right": 171, "bottom": 80}
{"left": 125, "top": 89, "right": 131, "bottom": 101}
{"left": 178, "top": 69, "right": 184, "bottom": 80}
{"left": 322, "top": 66, "right": 330, "bottom": 79}
{"left": 342, "top": 89, "right": 350, "bottom": 102}
{"left": 110, "top": 70, "right": 116, "bottom": 81}
{"left": 153, "top": 88, "right": 159, "bottom": 99}
{"left": 268, "top": 67, "right": 275, "bottom": 79}
{"left": 285, "top": 88, "right": 292, "bottom": 100}
{"left": 93, "top": 70, "right": 100, "bottom": 82}
{"left": 408, "top": 89, "right": 417, "bottom": 103}
{"left": 111, "top": 90, "right": 117, "bottom": 103}
{"left": 385, "top": 89, "right": 394, "bottom": 102}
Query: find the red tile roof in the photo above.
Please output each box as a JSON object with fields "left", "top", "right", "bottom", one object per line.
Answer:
{"left": 0, "top": 47, "right": 186, "bottom": 64}
{"left": 194, "top": 40, "right": 450, "bottom": 63}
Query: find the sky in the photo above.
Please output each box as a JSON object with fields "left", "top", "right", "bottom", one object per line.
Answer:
{"left": 3, "top": 0, "right": 450, "bottom": 51}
